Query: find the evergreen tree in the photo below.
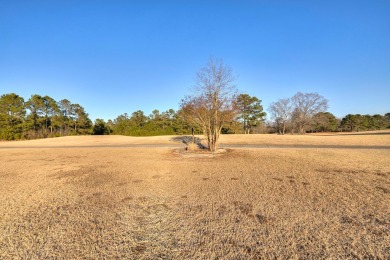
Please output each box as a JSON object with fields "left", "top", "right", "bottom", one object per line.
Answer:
{"left": 0, "top": 93, "right": 26, "bottom": 140}
{"left": 235, "top": 93, "right": 266, "bottom": 134}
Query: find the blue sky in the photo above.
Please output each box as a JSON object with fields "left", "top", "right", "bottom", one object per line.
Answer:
{"left": 1, "top": 0, "right": 389, "bottom": 121}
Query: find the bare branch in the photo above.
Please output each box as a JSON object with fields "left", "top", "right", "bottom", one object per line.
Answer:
{"left": 181, "top": 58, "right": 237, "bottom": 151}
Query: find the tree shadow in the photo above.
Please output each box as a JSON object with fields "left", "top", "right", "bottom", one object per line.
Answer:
{"left": 171, "top": 136, "right": 207, "bottom": 149}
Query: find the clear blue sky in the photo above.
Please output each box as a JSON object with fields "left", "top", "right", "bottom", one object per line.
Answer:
{"left": 1, "top": 0, "right": 389, "bottom": 121}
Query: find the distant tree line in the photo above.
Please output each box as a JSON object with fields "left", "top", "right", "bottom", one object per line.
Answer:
{"left": 1, "top": 90, "right": 388, "bottom": 141}
{"left": 104, "top": 109, "right": 194, "bottom": 136}
{"left": 0, "top": 93, "right": 91, "bottom": 140}
{"left": 268, "top": 94, "right": 389, "bottom": 134}
{"left": 88, "top": 101, "right": 390, "bottom": 137}
{"left": 339, "top": 113, "right": 389, "bottom": 132}
{"left": 98, "top": 92, "right": 267, "bottom": 138}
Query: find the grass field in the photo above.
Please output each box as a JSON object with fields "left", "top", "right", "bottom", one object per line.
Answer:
{"left": 0, "top": 131, "right": 389, "bottom": 258}
{"left": 1, "top": 130, "right": 390, "bottom": 148}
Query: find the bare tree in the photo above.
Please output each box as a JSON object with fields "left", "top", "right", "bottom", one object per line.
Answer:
{"left": 181, "top": 58, "right": 237, "bottom": 151}
{"left": 292, "top": 92, "right": 328, "bottom": 134}
{"left": 268, "top": 98, "right": 293, "bottom": 135}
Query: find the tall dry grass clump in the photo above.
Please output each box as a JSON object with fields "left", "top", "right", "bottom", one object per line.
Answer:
{"left": 186, "top": 142, "right": 199, "bottom": 151}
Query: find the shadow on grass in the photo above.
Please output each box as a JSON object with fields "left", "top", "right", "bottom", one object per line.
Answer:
{"left": 171, "top": 136, "right": 207, "bottom": 149}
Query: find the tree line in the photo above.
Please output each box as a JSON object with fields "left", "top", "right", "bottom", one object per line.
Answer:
{"left": 268, "top": 94, "right": 389, "bottom": 134}
{"left": 1, "top": 91, "right": 388, "bottom": 142}
{"left": 95, "top": 92, "right": 267, "bottom": 137}
{"left": 0, "top": 91, "right": 267, "bottom": 141}
{"left": 1, "top": 60, "right": 389, "bottom": 143}
{"left": 0, "top": 93, "right": 91, "bottom": 140}
{"left": 102, "top": 109, "right": 192, "bottom": 136}
{"left": 339, "top": 113, "right": 389, "bottom": 132}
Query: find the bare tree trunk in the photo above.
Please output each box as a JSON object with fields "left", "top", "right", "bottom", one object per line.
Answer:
{"left": 208, "top": 127, "right": 221, "bottom": 152}
{"left": 299, "top": 124, "right": 305, "bottom": 134}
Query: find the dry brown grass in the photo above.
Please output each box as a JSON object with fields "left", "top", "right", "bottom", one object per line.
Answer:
{"left": 1, "top": 129, "right": 389, "bottom": 148}
{"left": 185, "top": 142, "right": 199, "bottom": 151}
{"left": 0, "top": 133, "right": 389, "bottom": 258}
{"left": 218, "top": 130, "right": 390, "bottom": 147}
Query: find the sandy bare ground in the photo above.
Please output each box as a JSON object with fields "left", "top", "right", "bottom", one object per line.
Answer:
{"left": 0, "top": 132, "right": 389, "bottom": 258}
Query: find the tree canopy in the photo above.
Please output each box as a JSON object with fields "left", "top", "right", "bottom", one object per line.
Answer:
{"left": 268, "top": 98, "right": 293, "bottom": 135}
{"left": 0, "top": 93, "right": 91, "bottom": 140}
{"left": 292, "top": 92, "right": 328, "bottom": 134}
{"left": 235, "top": 94, "right": 266, "bottom": 134}
{"left": 180, "top": 58, "right": 237, "bottom": 151}
{"left": 268, "top": 93, "right": 329, "bottom": 134}
{"left": 340, "top": 114, "right": 388, "bottom": 132}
